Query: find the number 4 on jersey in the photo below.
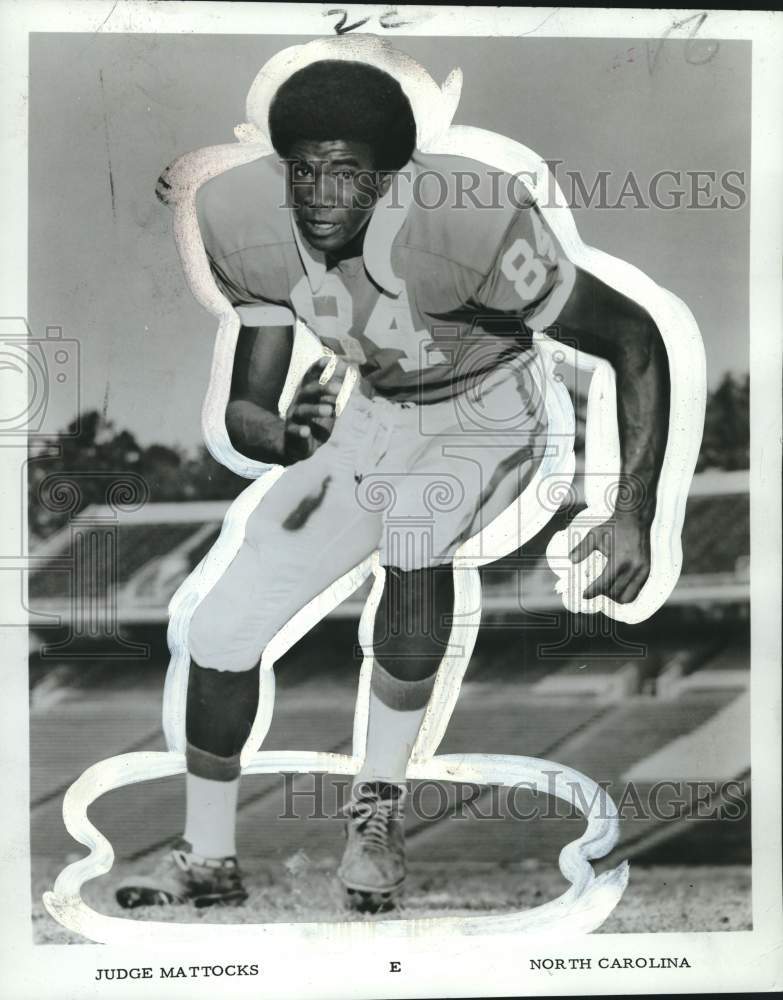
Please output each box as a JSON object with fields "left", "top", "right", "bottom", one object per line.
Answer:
{"left": 293, "top": 272, "right": 448, "bottom": 373}
{"left": 366, "top": 285, "right": 448, "bottom": 373}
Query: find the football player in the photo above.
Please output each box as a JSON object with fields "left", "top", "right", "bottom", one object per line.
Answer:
{"left": 117, "top": 55, "right": 670, "bottom": 913}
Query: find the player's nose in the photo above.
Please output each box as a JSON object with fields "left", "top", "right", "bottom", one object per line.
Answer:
{"left": 313, "top": 171, "right": 338, "bottom": 208}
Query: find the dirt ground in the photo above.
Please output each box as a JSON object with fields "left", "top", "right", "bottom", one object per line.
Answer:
{"left": 32, "top": 854, "right": 751, "bottom": 945}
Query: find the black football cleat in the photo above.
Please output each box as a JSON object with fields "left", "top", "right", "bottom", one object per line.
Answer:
{"left": 338, "top": 782, "right": 407, "bottom": 913}
{"left": 115, "top": 838, "right": 248, "bottom": 909}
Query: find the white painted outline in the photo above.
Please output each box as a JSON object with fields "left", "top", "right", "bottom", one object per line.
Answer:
{"left": 44, "top": 33, "right": 707, "bottom": 944}
{"left": 44, "top": 748, "right": 628, "bottom": 943}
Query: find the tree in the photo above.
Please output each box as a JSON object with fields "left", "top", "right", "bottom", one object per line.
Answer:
{"left": 29, "top": 372, "right": 748, "bottom": 542}
{"left": 697, "top": 372, "right": 750, "bottom": 472}
{"left": 29, "top": 411, "right": 246, "bottom": 540}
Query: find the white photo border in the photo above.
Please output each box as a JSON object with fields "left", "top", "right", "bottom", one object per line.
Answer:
{"left": 1, "top": 4, "right": 780, "bottom": 998}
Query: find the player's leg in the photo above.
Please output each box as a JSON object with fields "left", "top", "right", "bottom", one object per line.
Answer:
{"left": 338, "top": 563, "right": 454, "bottom": 911}
{"left": 338, "top": 368, "right": 550, "bottom": 911}
{"left": 117, "top": 439, "right": 383, "bottom": 908}
{"left": 357, "top": 564, "right": 454, "bottom": 783}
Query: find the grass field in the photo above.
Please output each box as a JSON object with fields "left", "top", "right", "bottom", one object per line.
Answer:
{"left": 32, "top": 855, "right": 751, "bottom": 945}
{"left": 29, "top": 649, "right": 752, "bottom": 945}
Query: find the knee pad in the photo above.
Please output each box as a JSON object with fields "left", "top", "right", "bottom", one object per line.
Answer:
{"left": 370, "top": 660, "right": 436, "bottom": 710}
{"left": 186, "top": 660, "right": 260, "bottom": 761}
{"left": 374, "top": 565, "right": 454, "bottom": 682}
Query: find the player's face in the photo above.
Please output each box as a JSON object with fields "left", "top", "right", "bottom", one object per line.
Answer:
{"left": 286, "top": 139, "right": 388, "bottom": 254}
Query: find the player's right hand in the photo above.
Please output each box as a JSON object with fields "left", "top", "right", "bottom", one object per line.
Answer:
{"left": 283, "top": 356, "right": 349, "bottom": 463}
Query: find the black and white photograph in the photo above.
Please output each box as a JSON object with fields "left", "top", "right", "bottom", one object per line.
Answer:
{"left": 1, "top": 3, "right": 781, "bottom": 998}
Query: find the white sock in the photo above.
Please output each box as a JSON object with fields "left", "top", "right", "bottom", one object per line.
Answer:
{"left": 184, "top": 773, "right": 240, "bottom": 858}
{"left": 354, "top": 665, "right": 435, "bottom": 789}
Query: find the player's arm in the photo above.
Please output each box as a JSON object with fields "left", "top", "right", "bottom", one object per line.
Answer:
{"left": 545, "top": 267, "right": 671, "bottom": 603}
{"left": 226, "top": 326, "right": 340, "bottom": 465}
{"left": 179, "top": 169, "right": 342, "bottom": 465}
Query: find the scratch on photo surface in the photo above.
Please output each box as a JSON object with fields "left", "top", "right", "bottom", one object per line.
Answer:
{"left": 98, "top": 70, "right": 116, "bottom": 219}
{"left": 94, "top": 0, "right": 120, "bottom": 34}
{"left": 518, "top": 8, "right": 562, "bottom": 38}
{"left": 101, "top": 381, "right": 110, "bottom": 423}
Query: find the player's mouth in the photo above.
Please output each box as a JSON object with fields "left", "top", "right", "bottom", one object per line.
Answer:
{"left": 301, "top": 218, "right": 342, "bottom": 239}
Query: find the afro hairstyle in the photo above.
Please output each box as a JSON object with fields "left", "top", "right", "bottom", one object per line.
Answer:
{"left": 268, "top": 60, "right": 417, "bottom": 171}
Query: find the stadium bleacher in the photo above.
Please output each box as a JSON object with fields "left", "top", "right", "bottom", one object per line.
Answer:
{"left": 28, "top": 469, "right": 751, "bottom": 874}
{"left": 27, "top": 470, "right": 750, "bottom": 626}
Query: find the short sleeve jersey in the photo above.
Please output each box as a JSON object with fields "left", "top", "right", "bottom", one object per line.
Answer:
{"left": 196, "top": 151, "right": 575, "bottom": 403}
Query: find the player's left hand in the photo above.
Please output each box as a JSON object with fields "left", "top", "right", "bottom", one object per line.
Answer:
{"left": 568, "top": 512, "right": 651, "bottom": 604}
{"left": 284, "top": 359, "right": 342, "bottom": 462}
{"left": 283, "top": 356, "right": 369, "bottom": 463}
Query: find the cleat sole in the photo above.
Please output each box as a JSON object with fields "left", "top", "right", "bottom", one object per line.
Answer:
{"left": 115, "top": 886, "right": 247, "bottom": 910}
{"left": 116, "top": 887, "right": 182, "bottom": 910}
{"left": 344, "top": 886, "right": 400, "bottom": 914}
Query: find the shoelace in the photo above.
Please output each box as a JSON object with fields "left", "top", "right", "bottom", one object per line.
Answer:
{"left": 344, "top": 794, "right": 400, "bottom": 854}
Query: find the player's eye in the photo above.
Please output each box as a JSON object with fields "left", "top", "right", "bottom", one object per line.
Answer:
{"left": 333, "top": 169, "right": 355, "bottom": 180}
{"left": 292, "top": 163, "right": 314, "bottom": 179}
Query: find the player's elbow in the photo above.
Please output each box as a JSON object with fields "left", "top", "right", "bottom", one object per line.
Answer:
{"left": 225, "top": 398, "right": 285, "bottom": 464}
{"left": 225, "top": 399, "right": 257, "bottom": 455}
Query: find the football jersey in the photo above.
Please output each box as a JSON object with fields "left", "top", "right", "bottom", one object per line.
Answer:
{"left": 196, "top": 151, "right": 575, "bottom": 403}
